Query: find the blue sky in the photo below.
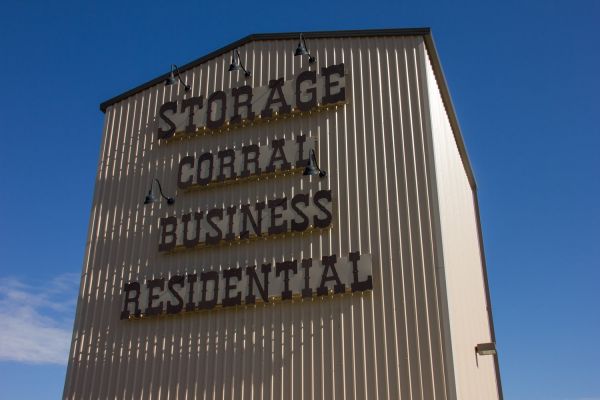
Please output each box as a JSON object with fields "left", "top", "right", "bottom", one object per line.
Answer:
{"left": 0, "top": 1, "right": 598, "bottom": 399}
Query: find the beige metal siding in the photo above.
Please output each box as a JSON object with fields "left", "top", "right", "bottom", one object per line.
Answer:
{"left": 65, "top": 35, "right": 456, "bottom": 399}
{"left": 424, "top": 51, "right": 499, "bottom": 399}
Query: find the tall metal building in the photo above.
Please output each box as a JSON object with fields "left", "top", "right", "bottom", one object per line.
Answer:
{"left": 64, "top": 28, "right": 502, "bottom": 399}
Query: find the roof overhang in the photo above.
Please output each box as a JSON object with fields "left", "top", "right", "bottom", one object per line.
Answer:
{"left": 99, "top": 28, "right": 431, "bottom": 112}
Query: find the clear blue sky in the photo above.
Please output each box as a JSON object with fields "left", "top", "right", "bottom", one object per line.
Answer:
{"left": 0, "top": 1, "right": 598, "bottom": 399}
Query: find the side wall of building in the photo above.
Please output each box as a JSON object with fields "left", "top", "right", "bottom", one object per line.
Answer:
{"left": 423, "top": 49, "right": 500, "bottom": 399}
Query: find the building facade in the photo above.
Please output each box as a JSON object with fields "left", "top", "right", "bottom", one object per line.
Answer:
{"left": 63, "top": 28, "right": 502, "bottom": 399}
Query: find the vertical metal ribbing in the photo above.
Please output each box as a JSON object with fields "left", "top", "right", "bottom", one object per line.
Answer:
{"left": 80, "top": 99, "right": 124, "bottom": 398}
{"left": 63, "top": 34, "right": 491, "bottom": 399}
{"left": 62, "top": 106, "right": 113, "bottom": 399}
{"left": 416, "top": 39, "right": 455, "bottom": 400}
{"left": 379, "top": 41, "right": 406, "bottom": 400}
{"left": 388, "top": 42, "right": 414, "bottom": 400}
{"left": 411, "top": 37, "right": 446, "bottom": 400}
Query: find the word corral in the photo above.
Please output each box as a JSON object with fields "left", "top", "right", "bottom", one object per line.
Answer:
{"left": 121, "top": 252, "right": 373, "bottom": 319}
{"left": 177, "top": 135, "right": 316, "bottom": 189}
{"left": 157, "top": 63, "right": 346, "bottom": 140}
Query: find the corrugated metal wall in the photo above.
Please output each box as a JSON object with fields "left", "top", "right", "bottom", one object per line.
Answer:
{"left": 424, "top": 50, "right": 500, "bottom": 399}
{"left": 63, "top": 34, "right": 485, "bottom": 399}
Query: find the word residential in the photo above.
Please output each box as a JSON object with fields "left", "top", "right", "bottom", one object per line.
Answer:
{"left": 121, "top": 252, "right": 373, "bottom": 319}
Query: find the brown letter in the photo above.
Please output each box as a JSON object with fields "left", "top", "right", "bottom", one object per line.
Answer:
{"left": 159, "top": 216, "right": 178, "bottom": 252}
{"left": 198, "top": 271, "right": 219, "bottom": 310}
{"left": 222, "top": 268, "right": 242, "bottom": 307}
{"left": 266, "top": 138, "right": 291, "bottom": 172}
{"left": 321, "top": 63, "right": 345, "bottom": 105}
{"left": 177, "top": 155, "right": 195, "bottom": 189}
{"left": 268, "top": 197, "right": 288, "bottom": 235}
{"left": 217, "top": 149, "right": 237, "bottom": 182}
{"left": 121, "top": 282, "right": 141, "bottom": 319}
{"left": 224, "top": 206, "right": 236, "bottom": 242}
{"left": 231, "top": 85, "right": 255, "bottom": 124}
{"left": 205, "top": 208, "right": 223, "bottom": 246}
{"left": 291, "top": 193, "right": 309, "bottom": 232}
{"left": 166, "top": 275, "right": 185, "bottom": 314}
{"left": 295, "top": 135, "right": 310, "bottom": 168}
{"left": 313, "top": 190, "right": 332, "bottom": 228}
{"left": 181, "top": 96, "right": 203, "bottom": 133}
{"left": 197, "top": 152, "right": 214, "bottom": 186}
{"left": 240, "top": 202, "right": 265, "bottom": 239}
{"left": 245, "top": 264, "right": 271, "bottom": 304}
{"left": 157, "top": 101, "right": 177, "bottom": 139}
{"left": 206, "top": 91, "right": 227, "bottom": 130}
{"left": 145, "top": 278, "right": 165, "bottom": 316}
{"left": 317, "top": 255, "right": 345, "bottom": 295}
{"left": 261, "top": 78, "right": 291, "bottom": 118}
{"left": 350, "top": 251, "right": 373, "bottom": 292}
{"left": 185, "top": 274, "right": 197, "bottom": 312}
{"left": 182, "top": 212, "right": 203, "bottom": 248}
{"left": 301, "top": 259, "right": 313, "bottom": 298}
{"left": 296, "top": 70, "right": 317, "bottom": 111}
{"left": 241, "top": 144, "right": 261, "bottom": 177}
{"left": 276, "top": 260, "right": 297, "bottom": 300}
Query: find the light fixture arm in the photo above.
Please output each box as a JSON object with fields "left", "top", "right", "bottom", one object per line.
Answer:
{"left": 145, "top": 178, "right": 175, "bottom": 205}
{"left": 301, "top": 34, "right": 309, "bottom": 53}
{"left": 170, "top": 64, "right": 191, "bottom": 92}
{"left": 300, "top": 33, "right": 316, "bottom": 64}
{"left": 234, "top": 50, "right": 251, "bottom": 77}
{"left": 153, "top": 178, "right": 170, "bottom": 202}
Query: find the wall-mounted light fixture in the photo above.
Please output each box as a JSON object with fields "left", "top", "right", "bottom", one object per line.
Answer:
{"left": 475, "top": 342, "right": 497, "bottom": 356}
{"left": 144, "top": 178, "right": 175, "bottom": 206}
{"left": 228, "top": 49, "right": 251, "bottom": 77}
{"left": 303, "top": 149, "right": 327, "bottom": 178}
{"left": 294, "top": 33, "right": 316, "bottom": 64}
{"left": 165, "top": 64, "right": 191, "bottom": 92}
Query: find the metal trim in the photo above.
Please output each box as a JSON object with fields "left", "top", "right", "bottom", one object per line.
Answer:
{"left": 421, "top": 33, "right": 477, "bottom": 190}
{"left": 99, "top": 28, "right": 431, "bottom": 112}
{"left": 472, "top": 189, "right": 504, "bottom": 399}
{"left": 417, "top": 39, "right": 458, "bottom": 400}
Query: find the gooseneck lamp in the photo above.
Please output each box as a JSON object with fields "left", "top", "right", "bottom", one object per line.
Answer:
{"left": 228, "top": 49, "right": 251, "bottom": 78}
{"left": 303, "top": 149, "right": 327, "bottom": 178}
{"left": 144, "top": 178, "right": 175, "bottom": 205}
{"left": 294, "top": 33, "right": 316, "bottom": 64}
{"left": 165, "top": 64, "right": 191, "bottom": 92}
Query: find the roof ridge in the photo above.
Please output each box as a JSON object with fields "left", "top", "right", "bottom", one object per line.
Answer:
{"left": 99, "top": 27, "right": 430, "bottom": 112}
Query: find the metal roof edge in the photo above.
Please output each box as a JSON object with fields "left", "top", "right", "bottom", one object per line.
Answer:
{"left": 99, "top": 27, "right": 431, "bottom": 112}
{"left": 422, "top": 33, "right": 478, "bottom": 190}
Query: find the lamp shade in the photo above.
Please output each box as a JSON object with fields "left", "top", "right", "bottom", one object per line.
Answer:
{"left": 303, "top": 162, "right": 319, "bottom": 176}
{"left": 144, "top": 191, "right": 155, "bottom": 204}
{"left": 295, "top": 42, "right": 308, "bottom": 56}
{"left": 303, "top": 150, "right": 327, "bottom": 178}
{"left": 165, "top": 72, "right": 176, "bottom": 86}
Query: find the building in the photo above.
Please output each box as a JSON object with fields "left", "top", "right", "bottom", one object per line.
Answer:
{"left": 63, "top": 28, "right": 502, "bottom": 399}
